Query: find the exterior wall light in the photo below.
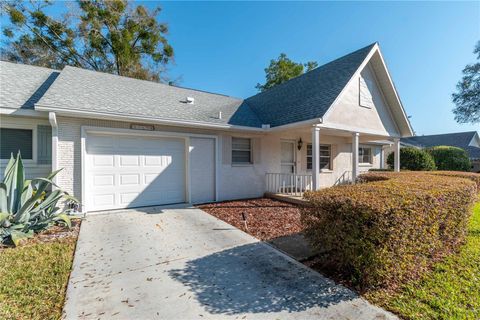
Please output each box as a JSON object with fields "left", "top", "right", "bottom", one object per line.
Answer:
{"left": 297, "top": 138, "right": 303, "bottom": 150}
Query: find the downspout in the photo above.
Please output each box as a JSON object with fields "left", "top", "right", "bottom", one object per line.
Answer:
{"left": 48, "top": 112, "right": 58, "bottom": 184}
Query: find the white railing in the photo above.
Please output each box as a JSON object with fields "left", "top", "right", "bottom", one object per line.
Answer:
{"left": 265, "top": 173, "right": 313, "bottom": 196}
{"left": 334, "top": 170, "right": 353, "bottom": 185}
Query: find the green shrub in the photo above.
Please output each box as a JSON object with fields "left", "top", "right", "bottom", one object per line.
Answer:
{"left": 427, "top": 146, "right": 471, "bottom": 171}
{"left": 302, "top": 172, "right": 478, "bottom": 291}
{"left": 387, "top": 147, "right": 436, "bottom": 171}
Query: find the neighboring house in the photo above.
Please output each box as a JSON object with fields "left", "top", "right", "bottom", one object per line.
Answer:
{"left": 395, "top": 132, "right": 480, "bottom": 172}
{"left": 0, "top": 43, "right": 413, "bottom": 213}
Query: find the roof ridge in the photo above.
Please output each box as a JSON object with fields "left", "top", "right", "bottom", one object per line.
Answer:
{"left": 409, "top": 131, "right": 478, "bottom": 137}
{"left": 0, "top": 60, "right": 60, "bottom": 72}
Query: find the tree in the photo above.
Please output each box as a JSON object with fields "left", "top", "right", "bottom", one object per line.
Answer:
{"left": 452, "top": 41, "right": 480, "bottom": 124}
{"left": 255, "top": 53, "right": 318, "bottom": 92}
{"left": 0, "top": 0, "right": 174, "bottom": 82}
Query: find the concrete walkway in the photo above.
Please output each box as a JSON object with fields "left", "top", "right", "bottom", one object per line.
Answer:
{"left": 63, "top": 205, "right": 396, "bottom": 319}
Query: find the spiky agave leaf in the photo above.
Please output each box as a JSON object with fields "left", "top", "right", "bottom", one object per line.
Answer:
{"left": 0, "top": 154, "right": 78, "bottom": 246}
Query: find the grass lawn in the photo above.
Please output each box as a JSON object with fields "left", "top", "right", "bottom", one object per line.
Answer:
{"left": 0, "top": 225, "right": 79, "bottom": 320}
{"left": 367, "top": 201, "right": 480, "bottom": 320}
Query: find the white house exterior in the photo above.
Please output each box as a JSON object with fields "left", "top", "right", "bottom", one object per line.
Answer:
{"left": 0, "top": 43, "right": 413, "bottom": 213}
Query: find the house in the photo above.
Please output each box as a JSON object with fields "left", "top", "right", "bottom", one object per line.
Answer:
{"left": 396, "top": 132, "right": 480, "bottom": 172}
{"left": 0, "top": 43, "right": 413, "bottom": 213}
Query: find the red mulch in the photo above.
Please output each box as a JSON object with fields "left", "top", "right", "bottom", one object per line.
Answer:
{"left": 198, "top": 198, "right": 304, "bottom": 241}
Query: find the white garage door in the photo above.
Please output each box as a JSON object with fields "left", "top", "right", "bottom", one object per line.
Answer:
{"left": 85, "top": 133, "right": 186, "bottom": 211}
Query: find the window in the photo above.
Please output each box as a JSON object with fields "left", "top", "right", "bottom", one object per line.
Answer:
{"left": 232, "top": 137, "right": 252, "bottom": 164}
{"left": 0, "top": 128, "right": 33, "bottom": 159}
{"left": 359, "top": 147, "right": 372, "bottom": 164}
{"left": 307, "top": 144, "right": 331, "bottom": 170}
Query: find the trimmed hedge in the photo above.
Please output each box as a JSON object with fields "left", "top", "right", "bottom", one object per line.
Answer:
{"left": 427, "top": 146, "right": 471, "bottom": 171}
{"left": 387, "top": 147, "right": 436, "bottom": 171}
{"left": 302, "top": 171, "right": 479, "bottom": 291}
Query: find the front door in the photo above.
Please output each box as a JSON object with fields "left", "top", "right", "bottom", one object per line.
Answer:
{"left": 281, "top": 141, "right": 296, "bottom": 174}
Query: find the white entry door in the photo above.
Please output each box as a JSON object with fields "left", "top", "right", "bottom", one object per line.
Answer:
{"left": 85, "top": 133, "right": 186, "bottom": 211}
{"left": 281, "top": 141, "right": 296, "bottom": 174}
{"left": 189, "top": 137, "right": 215, "bottom": 204}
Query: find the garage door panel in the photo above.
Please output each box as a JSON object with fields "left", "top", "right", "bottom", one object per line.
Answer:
{"left": 93, "top": 174, "right": 115, "bottom": 187}
{"left": 86, "top": 133, "right": 186, "bottom": 211}
{"left": 92, "top": 155, "right": 114, "bottom": 167}
{"left": 93, "top": 194, "right": 115, "bottom": 208}
{"left": 119, "top": 155, "right": 140, "bottom": 166}
{"left": 119, "top": 174, "right": 140, "bottom": 186}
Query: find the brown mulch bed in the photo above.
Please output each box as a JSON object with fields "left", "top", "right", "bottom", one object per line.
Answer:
{"left": 0, "top": 218, "right": 81, "bottom": 249}
{"left": 198, "top": 198, "right": 303, "bottom": 241}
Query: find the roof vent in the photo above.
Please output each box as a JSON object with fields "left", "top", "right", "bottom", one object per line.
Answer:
{"left": 218, "top": 111, "right": 222, "bottom": 119}
{"left": 186, "top": 97, "right": 195, "bottom": 104}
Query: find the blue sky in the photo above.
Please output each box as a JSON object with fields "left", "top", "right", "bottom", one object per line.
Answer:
{"left": 3, "top": 1, "right": 479, "bottom": 134}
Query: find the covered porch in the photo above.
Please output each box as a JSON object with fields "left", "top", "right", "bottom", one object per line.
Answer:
{"left": 264, "top": 124, "right": 401, "bottom": 199}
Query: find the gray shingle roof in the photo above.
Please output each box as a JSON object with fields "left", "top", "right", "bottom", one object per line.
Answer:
{"left": 401, "top": 131, "right": 480, "bottom": 159}
{"left": 37, "top": 66, "right": 263, "bottom": 127}
{"left": 466, "top": 146, "right": 480, "bottom": 160}
{"left": 244, "top": 43, "right": 376, "bottom": 127}
{"left": 6, "top": 44, "right": 379, "bottom": 129}
{"left": 0, "top": 61, "right": 59, "bottom": 110}
{"left": 401, "top": 131, "right": 477, "bottom": 148}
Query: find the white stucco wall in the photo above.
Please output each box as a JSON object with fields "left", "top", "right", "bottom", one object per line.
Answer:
{"left": 0, "top": 115, "right": 51, "bottom": 179}
{"left": 54, "top": 116, "right": 384, "bottom": 209}
{"left": 324, "top": 62, "right": 400, "bottom": 137}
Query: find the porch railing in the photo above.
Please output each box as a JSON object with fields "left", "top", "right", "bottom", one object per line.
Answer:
{"left": 334, "top": 170, "right": 354, "bottom": 186}
{"left": 265, "top": 173, "right": 312, "bottom": 196}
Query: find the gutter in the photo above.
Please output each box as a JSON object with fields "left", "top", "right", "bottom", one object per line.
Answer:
{"left": 36, "top": 104, "right": 267, "bottom": 133}
{"left": 48, "top": 112, "right": 58, "bottom": 184}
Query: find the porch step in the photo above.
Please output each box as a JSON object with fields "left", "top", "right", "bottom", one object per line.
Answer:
{"left": 264, "top": 192, "right": 309, "bottom": 206}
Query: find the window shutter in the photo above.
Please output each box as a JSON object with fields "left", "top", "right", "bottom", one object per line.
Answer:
{"left": 37, "top": 125, "right": 52, "bottom": 164}
{"left": 222, "top": 135, "right": 232, "bottom": 165}
{"left": 252, "top": 137, "right": 261, "bottom": 164}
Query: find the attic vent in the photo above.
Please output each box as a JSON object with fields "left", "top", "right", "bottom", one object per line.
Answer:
{"left": 186, "top": 97, "right": 195, "bottom": 104}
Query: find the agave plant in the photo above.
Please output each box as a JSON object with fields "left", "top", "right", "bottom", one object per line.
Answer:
{"left": 0, "top": 153, "right": 78, "bottom": 246}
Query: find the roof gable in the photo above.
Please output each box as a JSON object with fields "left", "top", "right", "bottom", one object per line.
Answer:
{"left": 323, "top": 61, "right": 401, "bottom": 136}
{"left": 244, "top": 43, "right": 376, "bottom": 127}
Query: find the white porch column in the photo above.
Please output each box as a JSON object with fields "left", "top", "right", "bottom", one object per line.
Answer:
{"left": 312, "top": 126, "right": 320, "bottom": 190}
{"left": 352, "top": 132, "right": 359, "bottom": 182}
{"left": 394, "top": 138, "right": 401, "bottom": 172}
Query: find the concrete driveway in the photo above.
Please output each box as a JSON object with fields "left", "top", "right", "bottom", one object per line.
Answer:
{"left": 63, "top": 205, "right": 396, "bottom": 319}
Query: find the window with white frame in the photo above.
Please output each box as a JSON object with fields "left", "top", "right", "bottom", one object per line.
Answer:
{"left": 359, "top": 147, "right": 372, "bottom": 164}
{"left": 307, "top": 144, "right": 331, "bottom": 170}
{"left": 0, "top": 128, "right": 33, "bottom": 159}
{"left": 232, "top": 137, "right": 252, "bottom": 164}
